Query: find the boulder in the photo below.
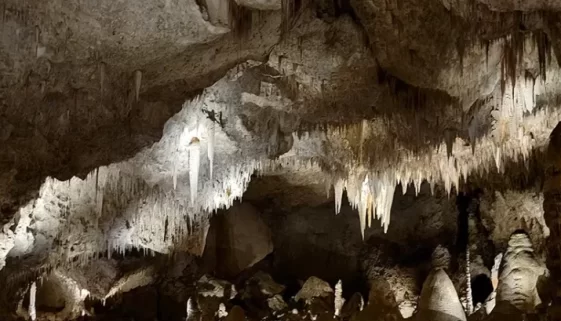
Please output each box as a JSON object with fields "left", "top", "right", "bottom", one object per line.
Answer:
{"left": 197, "top": 275, "right": 237, "bottom": 299}
{"left": 245, "top": 271, "right": 285, "bottom": 298}
{"left": 358, "top": 279, "right": 403, "bottom": 321}
{"left": 294, "top": 276, "right": 333, "bottom": 305}
{"left": 203, "top": 203, "right": 273, "bottom": 277}
{"left": 197, "top": 275, "right": 238, "bottom": 321}
{"left": 268, "top": 294, "right": 288, "bottom": 312}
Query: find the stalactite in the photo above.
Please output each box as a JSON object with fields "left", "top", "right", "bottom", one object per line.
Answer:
{"left": 208, "top": 122, "right": 215, "bottom": 180}
{"left": 334, "top": 178, "right": 344, "bottom": 214}
{"left": 34, "top": 26, "right": 39, "bottom": 57}
{"left": 172, "top": 159, "right": 177, "bottom": 190}
{"left": 357, "top": 178, "right": 368, "bottom": 239}
{"left": 444, "top": 129, "right": 455, "bottom": 158}
{"left": 228, "top": 0, "right": 253, "bottom": 39}
{"left": 100, "top": 63, "right": 106, "bottom": 98}
{"left": 359, "top": 119, "right": 368, "bottom": 164}
{"left": 134, "top": 70, "right": 142, "bottom": 102}
{"left": 335, "top": 172, "right": 396, "bottom": 235}
{"left": 189, "top": 137, "right": 201, "bottom": 206}
{"left": 533, "top": 30, "right": 551, "bottom": 82}
{"left": 280, "top": 0, "right": 301, "bottom": 38}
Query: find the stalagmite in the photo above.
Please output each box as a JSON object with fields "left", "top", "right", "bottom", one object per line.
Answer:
{"left": 465, "top": 250, "right": 473, "bottom": 315}
{"left": 29, "top": 282, "right": 36, "bottom": 321}
{"left": 134, "top": 70, "right": 142, "bottom": 102}
{"left": 217, "top": 303, "right": 228, "bottom": 318}
{"left": 189, "top": 137, "right": 201, "bottom": 205}
{"left": 186, "top": 297, "right": 201, "bottom": 321}
{"left": 208, "top": 122, "right": 215, "bottom": 180}
{"left": 491, "top": 253, "right": 502, "bottom": 291}
{"left": 496, "top": 232, "right": 545, "bottom": 312}
{"left": 485, "top": 253, "right": 503, "bottom": 314}
{"left": 418, "top": 269, "right": 467, "bottom": 321}
{"left": 334, "top": 279, "right": 344, "bottom": 317}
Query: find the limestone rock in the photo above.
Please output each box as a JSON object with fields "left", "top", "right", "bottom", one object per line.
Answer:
{"left": 480, "top": 191, "right": 549, "bottom": 255}
{"left": 197, "top": 275, "right": 237, "bottom": 299}
{"left": 363, "top": 279, "right": 404, "bottom": 321}
{"left": 104, "top": 265, "right": 155, "bottom": 300}
{"left": 268, "top": 294, "right": 288, "bottom": 312}
{"left": 431, "top": 245, "right": 452, "bottom": 271}
{"left": 29, "top": 271, "right": 91, "bottom": 321}
{"left": 294, "top": 277, "right": 333, "bottom": 305}
{"left": 245, "top": 271, "right": 285, "bottom": 297}
{"left": 65, "top": 259, "right": 119, "bottom": 299}
{"left": 204, "top": 203, "right": 273, "bottom": 277}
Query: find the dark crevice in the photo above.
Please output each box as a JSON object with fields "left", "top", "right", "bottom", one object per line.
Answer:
{"left": 471, "top": 274, "right": 493, "bottom": 305}
{"left": 456, "top": 192, "right": 470, "bottom": 254}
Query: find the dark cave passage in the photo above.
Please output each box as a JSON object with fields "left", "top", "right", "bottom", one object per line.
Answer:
{"left": 471, "top": 274, "right": 493, "bottom": 306}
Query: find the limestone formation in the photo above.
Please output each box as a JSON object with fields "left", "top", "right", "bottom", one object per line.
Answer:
{"left": 496, "top": 232, "right": 546, "bottom": 313}
{"left": 1, "top": 0, "right": 561, "bottom": 319}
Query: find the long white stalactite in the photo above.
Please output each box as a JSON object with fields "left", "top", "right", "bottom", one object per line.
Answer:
{"left": 208, "top": 122, "right": 215, "bottom": 180}
{"left": 334, "top": 179, "right": 344, "bottom": 214}
{"left": 189, "top": 137, "right": 201, "bottom": 206}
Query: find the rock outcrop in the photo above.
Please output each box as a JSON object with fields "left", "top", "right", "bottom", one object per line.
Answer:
{"left": 203, "top": 202, "right": 273, "bottom": 277}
